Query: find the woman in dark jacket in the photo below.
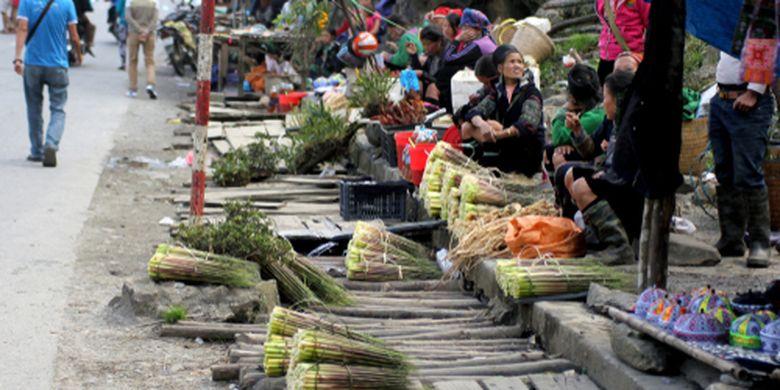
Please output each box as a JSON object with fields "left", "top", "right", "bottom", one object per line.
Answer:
{"left": 435, "top": 8, "right": 497, "bottom": 113}
{"left": 464, "top": 45, "right": 545, "bottom": 177}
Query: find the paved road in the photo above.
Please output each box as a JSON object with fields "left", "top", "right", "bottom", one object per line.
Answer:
{"left": 0, "top": 3, "right": 168, "bottom": 387}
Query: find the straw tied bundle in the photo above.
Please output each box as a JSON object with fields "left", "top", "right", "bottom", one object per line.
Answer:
{"left": 147, "top": 244, "right": 262, "bottom": 287}
{"left": 495, "top": 258, "right": 630, "bottom": 299}
{"left": 448, "top": 201, "right": 558, "bottom": 275}
{"left": 264, "top": 307, "right": 412, "bottom": 389}
{"left": 345, "top": 222, "right": 440, "bottom": 282}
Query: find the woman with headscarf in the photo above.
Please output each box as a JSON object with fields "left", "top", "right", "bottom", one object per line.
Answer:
{"left": 434, "top": 8, "right": 497, "bottom": 114}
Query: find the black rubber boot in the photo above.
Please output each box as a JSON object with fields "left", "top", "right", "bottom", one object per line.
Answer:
{"left": 582, "top": 200, "right": 636, "bottom": 265}
{"left": 715, "top": 186, "right": 747, "bottom": 257}
{"left": 745, "top": 187, "right": 771, "bottom": 268}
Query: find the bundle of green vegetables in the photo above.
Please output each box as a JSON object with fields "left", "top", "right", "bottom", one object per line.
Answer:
{"left": 177, "top": 202, "right": 351, "bottom": 306}
{"left": 147, "top": 244, "right": 262, "bottom": 287}
{"left": 264, "top": 334, "right": 293, "bottom": 377}
{"left": 287, "top": 363, "right": 411, "bottom": 390}
{"left": 289, "top": 330, "right": 408, "bottom": 371}
{"left": 345, "top": 222, "right": 440, "bottom": 282}
{"left": 459, "top": 174, "right": 536, "bottom": 207}
{"left": 284, "top": 102, "right": 358, "bottom": 174}
{"left": 495, "top": 258, "right": 629, "bottom": 299}
{"left": 446, "top": 188, "right": 461, "bottom": 226}
{"left": 458, "top": 201, "right": 500, "bottom": 222}
{"left": 211, "top": 134, "right": 280, "bottom": 187}
{"left": 267, "top": 307, "right": 380, "bottom": 345}
{"left": 440, "top": 168, "right": 468, "bottom": 220}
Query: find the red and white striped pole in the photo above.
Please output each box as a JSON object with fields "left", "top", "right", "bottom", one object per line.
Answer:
{"left": 190, "top": 0, "right": 216, "bottom": 221}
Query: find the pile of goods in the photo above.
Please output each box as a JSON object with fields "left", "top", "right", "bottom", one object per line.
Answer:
{"left": 176, "top": 202, "right": 352, "bottom": 306}
{"left": 211, "top": 134, "right": 280, "bottom": 187}
{"left": 419, "top": 142, "right": 539, "bottom": 220}
{"left": 495, "top": 258, "right": 628, "bottom": 299}
{"left": 447, "top": 201, "right": 558, "bottom": 274}
{"left": 631, "top": 283, "right": 780, "bottom": 356}
{"left": 348, "top": 70, "right": 394, "bottom": 118}
{"left": 265, "top": 307, "right": 411, "bottom": 389}
{"left": 147, "top": 244, "right": 262, "bottom": 287}
{"left": 345, "top": 221, "right": 440, "bottom": 282}
{"left": 284, "top": 102, "right": 358, "bottom": 174}
{"left": 372, "top": 91, "right": 427, "bottom": 126}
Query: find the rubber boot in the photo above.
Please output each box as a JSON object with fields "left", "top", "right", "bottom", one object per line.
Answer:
{"left": 745, "top": 187, "right": 771, "bottom": 268}
{"left": 715, "top": 186, "right": 747, "bottom": 257}
{"left": 582, "top": 200, "right": 636, "bottom": 265}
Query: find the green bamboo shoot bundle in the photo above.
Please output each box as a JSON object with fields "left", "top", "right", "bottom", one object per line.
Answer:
{"left": 446, "top": 188, "right": 461, "bottom": 227}
{"left": 267, "top": 307, "right": 380, "bottom": 344}
{"left": 440, "top": 168, "right": 467, "bottom": 220}
{"left": 287, "top": 363, "right": 411, "bottom": 390}
{"left": 264, "top": 334, "right": 292, "bottom": 377}
{"left": 350, "top": 222, "right": 430, "bottom": 259}
{"left": 347, "top": 261, "right": 440, "bottom": 282}
{"left": 280, "top": 252, "right": 353, "bottom": 306}
{"left": 289, "top": 330, "right": 408, "bottom": 371}
{"left": 459, "top": 174, "right": 536, "bottom": 207}
{"left": 458, "top": 201, "right": 499, "bottom": 221}
{"left": 148, "top": 244, "right": 262, "bottom": 287}
{"left": 495, "top": 259, "right": 629, "bottom": 299}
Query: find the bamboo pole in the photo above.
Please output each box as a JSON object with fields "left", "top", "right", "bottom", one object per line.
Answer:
{"left": 605, "top": 306, "right": 748, "bottom": 380}
{"left": 638, "top": 196, "right": 675, "bottom": 289}
{"left": 416, "top": 359, "right": 576, "bottom": 377}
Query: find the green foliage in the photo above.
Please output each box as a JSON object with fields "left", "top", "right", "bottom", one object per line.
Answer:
{"left": 177, "top": 202, "right": 292, "bottom": 262}
{"left": 211, "top": 135, "right": 280, "bottom": 187}
{"left": 283, "top": 101, "right": 355, "bottom": 174}
{"left": 273, "top": 0, "right": 330, "bottom": 78}
{"left": 348, "top": 71, "right": 395, "bottom": 117}
{"left": 162, "top": 305, "right": 188, "bottom": 324}
{"left": 539, "top": 33, "right": 600, "bottom": 95}
{"left": 683, "top": 34, "right": 718, "bottom": 92}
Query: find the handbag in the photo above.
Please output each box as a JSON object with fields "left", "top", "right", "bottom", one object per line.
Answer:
{"left": 25, "top": 0, "right": 57, "bottom": 45}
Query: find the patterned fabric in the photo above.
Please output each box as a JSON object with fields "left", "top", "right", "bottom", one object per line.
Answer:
{"left": 688, "top": 293, "right": 731, "bottom": 315}
{"left": 635, "top": 287, "right": 666, "bottom": 318}
{"left": 732, "top": 0, "right": 778, "bottom": 84}
{"left": 459, "top": 8, "right": 490, "bottom": 35}
{"left": 730, "top": 314, "right": 766, "bottom": 349}
{"left": 657, "top": 302, "right": 686, "bottom": 330}
{"left": 760, "top": 318, "right": 780, "bottom": 353}
{"left": 713, "top": 306, "right": 737, "bottom": 328}
{"left": 646, "top": 298, "right": 672, "bottom": 324}
{"left": 673, "top": 312, "right": 727, "bottom": 343}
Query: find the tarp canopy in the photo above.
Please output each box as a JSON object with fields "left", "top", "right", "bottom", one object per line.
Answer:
{"left": 686, "top": 0, "right": 780, "bottom": 76}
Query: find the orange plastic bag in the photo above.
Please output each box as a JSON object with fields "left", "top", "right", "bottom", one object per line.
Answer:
{"left": 504, "top": 216, "right": 586, "bottom": 259}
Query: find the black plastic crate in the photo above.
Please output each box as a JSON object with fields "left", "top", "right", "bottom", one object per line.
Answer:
{"left": 339, "top": 181, "right": 411, "bottom": 221}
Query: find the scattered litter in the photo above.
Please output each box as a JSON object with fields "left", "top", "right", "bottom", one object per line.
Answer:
{"left": 158, "top": 217, "right": 176, "bottom": 227}
{"left": 185, "top": 150, "right": 194, "bottom": 166}
{"left": 195, "top": 337, "right": 204, "bottom": 345}
{"left": 573, "top": 211, "right": 585, "bottom": 230}
{"left": 167, "top": 118, "right": 182, "bottom": 125}
{"left": 108, "top": 156, "right": 168, "bottom": 169}
{"left": 168, "top": 156, "right": 189, "bottom": 168}
{"left": 436, "top": 249, "right": 455, "bottom": 275}
{"left": 672, "top": 216, "right": 697, "bottom": 235}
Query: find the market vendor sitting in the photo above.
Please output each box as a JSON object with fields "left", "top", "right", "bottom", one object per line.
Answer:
{"left": 407, "top": 25, "right": 448, "bottom": 105}
{"left": 564, "top": 70, "right": 642, "bottom": 264}
{"left": 453, "top": 54, "right": 498, "bottom": 127}
{"left": 382, "top": 14, "right": 423, "bottom": 70}
{"left": 462, "top": 45, "right": 544, "bottom": 177}
{"left": 547, "top": 64, "right": 605, "bottom": 173}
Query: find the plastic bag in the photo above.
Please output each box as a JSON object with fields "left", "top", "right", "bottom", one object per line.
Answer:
{"left": 505, "top": 216, "right": 586, "bottom": 259}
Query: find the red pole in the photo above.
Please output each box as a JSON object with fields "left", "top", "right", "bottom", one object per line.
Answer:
{"left": 190, "top": 0, "right": 216, "bottom": 220}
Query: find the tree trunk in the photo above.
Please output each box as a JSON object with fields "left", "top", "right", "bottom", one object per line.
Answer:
{"left": 638, "top": 196, "right": 675, "bottom": 289}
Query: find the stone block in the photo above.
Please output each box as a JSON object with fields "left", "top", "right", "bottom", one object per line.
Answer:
{"left": 610, "top": 323, "right": 672, "bottom": 373}
{"left": 669, "top": 233, "right": 721, "bottom": 267}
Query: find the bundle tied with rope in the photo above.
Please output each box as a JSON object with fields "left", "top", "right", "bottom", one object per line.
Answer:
{"left": 495, "top": 258, "right": 631, "bottom": 299}
{"left": 345, "top": 221, "right": 440, "bottom": 282}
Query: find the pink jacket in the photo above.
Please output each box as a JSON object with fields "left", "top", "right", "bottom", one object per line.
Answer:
{"left": 596, "top": 0, "right": 651, "bottom": 61}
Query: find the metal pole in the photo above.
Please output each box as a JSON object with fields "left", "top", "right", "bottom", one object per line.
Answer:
{"left": 190, "top": 0, "right": 216, "bottom": 221}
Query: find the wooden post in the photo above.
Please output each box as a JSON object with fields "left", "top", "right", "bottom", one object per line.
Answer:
{"left": 638, "top": 196, "right": 675, "bottom": 289}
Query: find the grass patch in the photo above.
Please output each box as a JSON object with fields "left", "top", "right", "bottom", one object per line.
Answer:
{"left": 539, "top": 33, "right": 600, "bottom": 96}
{"left": 162, "top": 305, "right": 188, "bottom": 324}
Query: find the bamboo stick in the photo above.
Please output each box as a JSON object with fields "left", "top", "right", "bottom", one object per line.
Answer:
{"left": 411, "top": 352, "right": 545, "bottom": 369}
{"left": 212, "top": 364, "right": 241, "bottom": 381}
{"left": 317, "top": 306, "right": 481, "bottom": 320}
{"left": 416, "top": 359, "right": 576, "bottom": 377}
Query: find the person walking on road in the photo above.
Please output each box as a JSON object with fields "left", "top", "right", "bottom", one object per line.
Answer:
{"left": 14, "top": 0, "right": 81, "bottom": 167}
{"left": 126, "top": 0, "right": 158, "bottom": 98}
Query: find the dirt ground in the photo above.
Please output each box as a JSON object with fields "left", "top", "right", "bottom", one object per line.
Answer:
{"left": 53, "top": 76, "right": 226, "bottom": 389}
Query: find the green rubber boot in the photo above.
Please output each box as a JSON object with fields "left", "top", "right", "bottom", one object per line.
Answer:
{"left": 583, "top": 200, "right": 636, "bottom": 265}
{"left": 715, "top": 186, "right": 747, "bottom": 257}
{"left": 745, "top": 187, "right": 771, "bottom": 268}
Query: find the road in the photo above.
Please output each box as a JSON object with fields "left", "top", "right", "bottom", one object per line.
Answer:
{"left": 0, "top": 3, "right": 170, "bottom": 388}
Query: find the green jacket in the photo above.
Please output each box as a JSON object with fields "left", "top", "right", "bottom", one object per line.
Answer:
{"left": 389, "top": 32, "right": 423, "bottom": 68}
{"left": 550, "top": 107, "right": 605, "bottom": 147}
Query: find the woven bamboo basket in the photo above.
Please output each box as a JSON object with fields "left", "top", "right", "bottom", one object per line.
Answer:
{"left": 763, "top": 144, "right": 780, "bottom": 230}
{"left": 510, "top": 23, "right": 555, "bottom": 63}
{"left": 678, "top": 118, "right": 709, "bottom": 176}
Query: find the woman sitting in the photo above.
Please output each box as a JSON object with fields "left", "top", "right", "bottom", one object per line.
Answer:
{"left": 563, "top": 70, "right": 642, "bottom": 264}
{"left": 462, "top": 45, "right": 545, "bottom": 177}
{"left": 407, "top": 25, "right": 448, "bottom": 103}
{"left": 435, "top": 8, "right": 497, "bottom": 113}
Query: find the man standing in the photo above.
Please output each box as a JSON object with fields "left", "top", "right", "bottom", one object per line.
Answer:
{"left": 14, "top": 0, "right": 81, "bottom": 167}
{"left": 710, "top": 52, "right": 775, "bottom": 268}
{"left": 126, "top": 0, "right": 158, "bottom": 98}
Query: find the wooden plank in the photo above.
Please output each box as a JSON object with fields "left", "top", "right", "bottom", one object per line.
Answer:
{"left": 207, "top": 126, "right": 225, "bottom": 140}
{"left": 433, "top": 380, "right": 483, "bottom": 390}
{"left": 481, "top": 377, "right": 530, "bottom": 390}
{"left": 527, "top": 373, "right": 599, "bottom": 390}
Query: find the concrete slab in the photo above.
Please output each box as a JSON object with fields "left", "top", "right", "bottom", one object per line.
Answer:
{"left": 531, "top": 301, "right": 697, "bottom": 390}
{"left": 527, "top": 373, "right": 599, "bottom": 390}
{"left": 481, "top": 377, "right": 530, "bottom": 389}
{"left": 433, "top": 380, "right": 484, "bottom": 390}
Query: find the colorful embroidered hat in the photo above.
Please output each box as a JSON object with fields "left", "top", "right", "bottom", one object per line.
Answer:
{"left": 673, "top": 292, "right": 692, "bottom": 311}
{"left": 754, "top": 310, "right": 777, "bottom": 324}
{"left": 657, "top": 301, "right": 687, "bottom": 330}
{"left": 759, "top": 318, "right": 780, "bottom": 354}
{"left": 673, "top": 311, "right": 727, "bottom": 343}
{"left": 729, "top": 314, "right": 766, "bottom": 350}
{"left": 712, "top": 306, "right": 737, "bottom": 328}
{"left": 646, "top": 297, "right": 672, "bottom": 325}
{"left": 688, "top": 293, "right": 731, "bottom": 315}
{"left": 732, "top": 290, "right": 772, "bottom": 315}
{"left": 635, "top": 287, "right": 666, "bottom": 318}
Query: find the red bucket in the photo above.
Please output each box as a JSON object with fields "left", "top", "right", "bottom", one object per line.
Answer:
{"left": 279, "top": 92, "right": 308, "bottom": 112}
{"left": 393, "top": 131, "right": 415, "bottom": 169}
